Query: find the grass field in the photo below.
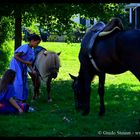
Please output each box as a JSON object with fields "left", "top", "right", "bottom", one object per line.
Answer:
{"left": 0, "top": 42, "right": 140, "bottom": 137}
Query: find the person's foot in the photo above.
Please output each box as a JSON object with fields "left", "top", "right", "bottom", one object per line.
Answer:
{"left": 28, "top": 107, "right": 36, "bottom": 112}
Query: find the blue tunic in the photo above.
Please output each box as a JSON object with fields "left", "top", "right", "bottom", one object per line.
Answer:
{"left": 0, "top": 84, "right": 17, "bottom": 114}
{"left": 0, "top": 84, "right": 29, "bottom": 114}
{"left": 9, "top": 44, "right": 34, "bottom": 101}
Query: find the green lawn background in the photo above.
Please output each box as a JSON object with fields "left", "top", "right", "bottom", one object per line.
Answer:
{"left": 0, "top": 42, "right": 140, "bottom": 137}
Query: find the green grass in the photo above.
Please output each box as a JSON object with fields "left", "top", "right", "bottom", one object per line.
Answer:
{"left": 1, "top": 42, "right": 140, "bottom": 137}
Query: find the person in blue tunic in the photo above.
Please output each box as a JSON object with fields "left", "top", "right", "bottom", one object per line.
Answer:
{"left": 9, "top": 34, "right": 41, "bottom": 102}
{"left": 0, "top": 69, "right": 29, "bottom": 114}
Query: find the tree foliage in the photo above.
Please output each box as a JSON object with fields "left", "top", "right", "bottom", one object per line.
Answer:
{"left": 20, "top": 3, "right": 127, "bottom": 35}
{"left": 0, "top": 16, "right": 15, "bottom": 73}
{"left": 0, "top": 3, "right": 127, "bottom": 41}
{"left": 0, "top": 3, "right": 128, "bottom": 73}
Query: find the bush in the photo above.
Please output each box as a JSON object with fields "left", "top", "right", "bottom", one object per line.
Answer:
{"left": 0, "top": 40, "right": 14, "bottom": 75}
{"left": 0, "top": 16, "right": 14, "bottom": 75}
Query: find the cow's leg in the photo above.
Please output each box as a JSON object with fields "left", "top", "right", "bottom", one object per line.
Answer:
{"left": 29, "top": 72, "right": 41, "bottom": 100}
{"left": 82, "top": 76, "right": 91, "bottom": 116}
{"left": 98, "top": 72, "right": 105, "bottom": 116}
{"left": 82, "top": 69, "right": 94, "bottom": 116}
{"left": 46, "top": 76, "right": 52, "bottom": 103}
{"left": 128, "top": 64, "right": 140, "bottom": 82}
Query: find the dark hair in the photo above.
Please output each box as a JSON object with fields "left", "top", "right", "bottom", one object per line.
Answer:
{"left": 103, "top": 17, "right": 124, "bottom": 31}
{"left": 28, "top": 34, "right": 41, "bottom": 42}
{"left": 0, "top": 69, "right": 16, "bottom": 93}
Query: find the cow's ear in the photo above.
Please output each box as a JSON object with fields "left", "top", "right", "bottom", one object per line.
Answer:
{"left": 57, "top": 52, "right": 61, "bottom": 56}
{"left": 69, "top": 73, "right": 76, "bottom": 80}
{"left": 43, "top": 51, "right": 47, "bottom": 56}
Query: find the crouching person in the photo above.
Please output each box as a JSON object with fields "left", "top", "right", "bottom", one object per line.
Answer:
{"left": 0, "top": 69, "right": 29, "bottom": 114}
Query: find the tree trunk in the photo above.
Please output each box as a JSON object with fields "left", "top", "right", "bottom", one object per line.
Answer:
{"left": 14, "top": 5, "right": 22, "bottom": 50}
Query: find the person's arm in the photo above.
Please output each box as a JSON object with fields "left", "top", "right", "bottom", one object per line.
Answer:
{"left": 9, "top": 97, "right": 23, "bottom": 114}
{"left": 27, "top": 65, "right": 37, "bottom": 74}
{"left": 14, "top": 52, "right": 32, "bottom": 66}
{"left": 14, "top": 52, "right": 35, "bottom": 74}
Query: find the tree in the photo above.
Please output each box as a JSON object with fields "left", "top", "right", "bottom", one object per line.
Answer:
{"left": 21, "top": 3, "right": 127, "bottom": 43}
{"left": 0, "top": 2, "right": 128, "bottom": 73}
{"left": 0, "top": 3, "right": 127, "bottom": 49}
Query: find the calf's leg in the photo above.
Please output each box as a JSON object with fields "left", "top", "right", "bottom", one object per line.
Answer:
{"left": 98, "top": 73, "right": 105, "bottom": 116}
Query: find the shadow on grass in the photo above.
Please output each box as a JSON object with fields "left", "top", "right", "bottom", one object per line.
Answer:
{"left": 78, "top": 81, "right": 139, "bottom": 118}
{"left": 27, "top": 77, "right": 140, "bottom": 116}
{"left": 0, "top": 78, "right": 140, "bottom": 137}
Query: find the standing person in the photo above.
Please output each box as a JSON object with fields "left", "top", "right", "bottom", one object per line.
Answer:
{"left": 9, "top": 34, "right": 41, "bottom": 102}
{"left": 0, "top": 69, "right": 29, "bottom": 114}
{"left": 103, "top": 17, "right": 124, "bottom": 32}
